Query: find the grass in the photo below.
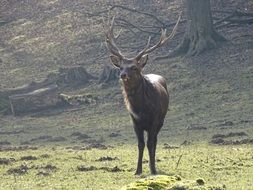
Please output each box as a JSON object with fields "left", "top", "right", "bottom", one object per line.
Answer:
{"left": 1, "top": 80, "right": 253, "bottom": 190}
{"left": 1, "top": 50, "right": 253, "bottom": 189}
{"left": 1, "top": 144, "right": 253, "bottom": 189}
{"left": 1, "top": 0, "right": 253, "bottom": 189}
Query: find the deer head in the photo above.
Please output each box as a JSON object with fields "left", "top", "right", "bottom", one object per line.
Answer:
{"left": 105, "top": 15, "right": 181, "bottom": 85}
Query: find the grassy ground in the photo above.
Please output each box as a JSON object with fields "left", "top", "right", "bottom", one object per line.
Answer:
{"left": 1, "top": 48, "right": 253, "bottom": 189}
{"left": 1, "top": 145, "right": 253, "bottom": 190}
{"left": 1, "top": 0, "right": 253, "bottom": 190}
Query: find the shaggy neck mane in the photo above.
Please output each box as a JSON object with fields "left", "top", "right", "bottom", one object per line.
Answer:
{"left": 123, "top": 76, "right": 144, "bottom": 97}
{"left": 122, "top": 75, "right": 156, "bottom": 119}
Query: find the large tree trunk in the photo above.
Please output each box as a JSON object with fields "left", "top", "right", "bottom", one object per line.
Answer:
{"left": 167, "top": 0, "right": 226, "bottom": 57}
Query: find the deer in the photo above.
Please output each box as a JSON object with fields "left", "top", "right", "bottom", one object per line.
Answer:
{"left": 105, "top": 15, "right": 181, "bottom": 175}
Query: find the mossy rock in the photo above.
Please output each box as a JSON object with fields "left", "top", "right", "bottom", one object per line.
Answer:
{"left": 121, "top": 175, "right": 225, "bottom": 190}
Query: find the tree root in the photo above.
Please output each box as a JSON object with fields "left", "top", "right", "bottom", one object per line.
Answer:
{"left": 155, "top": 29, "right": 226, "bottom": 60}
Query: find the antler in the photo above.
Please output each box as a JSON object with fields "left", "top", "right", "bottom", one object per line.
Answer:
{"left": 105, "top": 16, "right": 124, "bottom": 59}
{"left": 134, "top": 12, "right": 182, "bottom": 61}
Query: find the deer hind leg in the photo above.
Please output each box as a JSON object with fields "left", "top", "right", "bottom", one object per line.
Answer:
{"left": 134, "top": 127, "right": 145, "bottom": 175}
{"left": 147, "top": 132, "right": 158, "bottom": 175}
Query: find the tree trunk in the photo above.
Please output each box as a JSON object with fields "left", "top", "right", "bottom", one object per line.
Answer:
{"left": 167, "top": 0, "right": 226, "bottom": 57}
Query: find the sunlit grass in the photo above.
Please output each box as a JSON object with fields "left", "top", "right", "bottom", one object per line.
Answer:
{"left": 1, "top": 144, "right": 253, "bottom": 190}
{"left": 0, "top": 0, "right": 253, "bottom": 189}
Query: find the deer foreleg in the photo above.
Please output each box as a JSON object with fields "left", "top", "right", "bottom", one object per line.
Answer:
{"left": 134, "top": 127, "right": 145, "bottom": 175}
{"left": 147, "top": 132, "right": 158, "bottom": 175}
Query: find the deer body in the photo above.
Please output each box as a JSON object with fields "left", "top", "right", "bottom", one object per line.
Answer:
{"left": 105, "top": 16, "right": 180, "bottom": 175}
{"left": 122, "top": 72, "right": 169, "bottom": 175}
{"left": 123, "top": 74, "right": 168, "bottom": 122}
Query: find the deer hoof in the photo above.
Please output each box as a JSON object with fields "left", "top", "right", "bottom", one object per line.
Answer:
{"left": 134, "top": 171, "right": 142, "bottom": 175}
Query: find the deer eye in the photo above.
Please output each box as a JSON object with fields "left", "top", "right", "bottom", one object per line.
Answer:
{"left": 130, "top": 66, "right": 138, "bottom": 71}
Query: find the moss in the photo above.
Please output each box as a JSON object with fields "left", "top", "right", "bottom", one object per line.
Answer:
{"left": 121, "top": 175, "right": 179, "bottom": 190}
{"left": 121, "top": 175, "right": 224, "bottom": 190}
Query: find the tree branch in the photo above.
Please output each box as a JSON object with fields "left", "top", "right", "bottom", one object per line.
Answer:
{"left": 86, "top": 4, "right": 167, "bottom": 27}
{"left": 107, "top": 4, "right": 166, "bottom": 27}
{"left": 214, "top": 10, "right": 253, "bottom": 27}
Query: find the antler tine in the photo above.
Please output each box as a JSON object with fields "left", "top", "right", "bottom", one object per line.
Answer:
{"left": 109, "top": 16, "right": 115, "bottom": 36}
{"left": 105, "top": 16, "right": 124, "bottom": 59}
{"left": 161, "top": 11, "right": 182, "bottom": 43}
{"left": 134, "top": 12, "right": 182, "bottom": 60}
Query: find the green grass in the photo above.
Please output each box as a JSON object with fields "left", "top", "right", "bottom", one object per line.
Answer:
{"left": 1, "top": 52, "right": 253, "bottom": 189}
{"left": 1, "top": 51, "right": 253, "bottom": 189}
{"left": 1, "top": 0, "right": 253, "bottom": 189}
{"left": 1, "top": 145, "right": 253, "bottom": 190}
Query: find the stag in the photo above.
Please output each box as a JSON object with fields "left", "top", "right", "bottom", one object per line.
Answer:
{"left": 105, "top": 16, "right": 180, "bottom": 175}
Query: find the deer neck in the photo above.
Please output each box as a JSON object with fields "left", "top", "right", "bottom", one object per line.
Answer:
{"left": 123, "top": 75, "right": 144, "bottom": 97}
{"left": 122, "top": 75, "right": 146, "bottom": 119}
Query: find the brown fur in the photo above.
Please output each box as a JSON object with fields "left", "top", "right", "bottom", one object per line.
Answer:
{"left": 122, "top": 73, "right": 169, "bottom": 175}
{"left": 105, "top": 16, "right": 177, "bottom": 174}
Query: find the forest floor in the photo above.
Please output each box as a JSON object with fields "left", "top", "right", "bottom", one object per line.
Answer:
{"left": 0, "top": 0, "right": 253, "bottom": 190}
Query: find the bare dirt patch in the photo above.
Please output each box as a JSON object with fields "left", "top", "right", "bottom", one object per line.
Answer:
{"left": 36, "top": 164, "right": 57, "bottom": 171}
{"left": 210, "top": 138, "right": 253, "bottom": 145}
{"left": 7, "top": 164, "right": 29, "bottom": 175}
{"left": 34, "top": 164, "right": 58, "bottom": 176}
{"left": 0, "top": 140, "right": 11, "bottom": 145}
{"left": 84, "top": 143, "right": 109, "bottom": 150}
{"left": 48, "top": 136, "right": 66, "bottom": 142}
{"left": 100, "top": 166, "right": 124, "bottom": 172}
{"left": 40, "top": 154, "right": 50, "bottom": 158}
{"left": 0, "top": 157, "right": 15, "bottom": 165}
{"left": 0, "top": 130, "right": 24, "bottom": 135}
{"left": 70, "top": 132, "right": 90, "bottom": 140}
{"left": 20, "top": 155, "right": 38, "bottom": 161}
{"left": 212, "top": 132, "right": 248, "bottom": 139}
{"left": 30, "top": 135, "right": 52, "bottom": 141}
{"left": 163, "top": 143, "right": 180, "bottom": 149}
{"left": 0, "top": 146, "right": 38, "bottom": 152}
{"left": 96, "top": 156, "right": 119, "bottom": 162}
{"left": 77, "top": 165, "right": 97, "bottom": 172}
{"left": 210, "top": 131, "right": 251, "bottom": 145}
{"left": 77, "top": 165, "right": 124, "bottom": 172}
{"left": 109, "top": 132, "right": 121, "bottom": 138}
{"left": 36, "top": 171, "right": 51, "bottom": 176}
{"left": 30, "top": 135, "right": 66, "bottom": 142}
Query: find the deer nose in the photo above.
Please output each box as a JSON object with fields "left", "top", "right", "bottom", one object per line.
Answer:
{"left": 120, "top": 73, "right": 127, "bottom": 79}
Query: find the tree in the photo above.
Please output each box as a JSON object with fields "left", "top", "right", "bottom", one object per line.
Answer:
{"left": 164, "top": 0, "right": 226, "bottom": 57}
{"left": 135, "top": 0, "right": 152, "bottom": 9}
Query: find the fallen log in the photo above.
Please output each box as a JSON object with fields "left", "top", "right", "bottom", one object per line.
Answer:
{"left": 9, "top": 84, "right": 60, "bottom": 115}
{"left": 0, "top": 66, "right": 96, "bottom": 115}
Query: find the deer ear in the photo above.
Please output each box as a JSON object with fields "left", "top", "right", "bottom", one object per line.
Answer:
{"left": 138, "top": 54, "right": 148, "bottom": 68}
{"left": 109, "top": 55, "right": 121, "bottom": 68}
